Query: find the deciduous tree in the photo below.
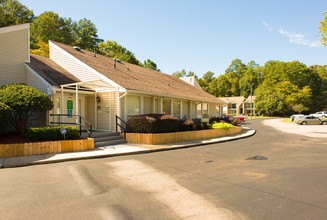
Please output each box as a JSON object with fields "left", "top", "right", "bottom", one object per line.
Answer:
{"left": 98, "top": 40, "right": 141, "bottom": 65}
{"left": 0, "top": 0, "right": 34, "bottom": 27}
{"left": 320, "top": 11, "right": 327, "bottom": 46}
{"left": 0, "top": 84, "right": 53, "bottom": 134}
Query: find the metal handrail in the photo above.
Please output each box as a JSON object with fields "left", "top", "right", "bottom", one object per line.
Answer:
{"left": 116, "top": 115, "right": 127, "bottom": 138}
{"left": 50, "top": 114, "right": 93, "bottom": 137}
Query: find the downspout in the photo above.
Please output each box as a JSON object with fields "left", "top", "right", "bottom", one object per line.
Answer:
{"left": 61, "top": 86, "right": 64, "bottom": 115}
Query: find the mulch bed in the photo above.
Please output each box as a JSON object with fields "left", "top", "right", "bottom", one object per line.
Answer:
{"left": 0, "top": 133, "right": 34, "bottom": 144}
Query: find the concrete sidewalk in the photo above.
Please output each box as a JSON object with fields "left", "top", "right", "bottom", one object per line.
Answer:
{"left": 0, "top": 127, "right": 255, "bottom": 168}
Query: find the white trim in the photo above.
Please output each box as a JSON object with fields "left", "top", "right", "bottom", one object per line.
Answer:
{"left": 53, "top": 88, "right": 95, "bottom": 95}
{"left": 0, "top": 23, "right": 30, "bottom": 34}
{"left": 27, "top": 25, "right": 30, "bottom": 63}
{"left": 25, "top": 64, "right": 54, "bottom": 95}
{"left": 49, "top": 41, "right": 124, "bottom": 91}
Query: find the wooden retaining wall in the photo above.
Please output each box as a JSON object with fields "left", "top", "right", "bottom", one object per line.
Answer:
{"left": 126, "top": 127, "right": 242, "bottom": 145}
{"left": 0, "top": 138, "right": 94, "bottom": 158}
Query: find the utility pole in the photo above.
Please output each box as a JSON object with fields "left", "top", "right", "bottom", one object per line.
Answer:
{"left": 249, "top": 83, "right": 253, "bottom": 118}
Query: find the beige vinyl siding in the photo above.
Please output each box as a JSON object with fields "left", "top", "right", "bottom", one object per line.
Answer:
{"left": 0, "top": 28, "right": 29, "bottom": 86}
{"left": 144, "top": 96, "right": 153, "bottom": 114}
{"left": 26, "top": 65, "right": 51, "bottom": 94}
{"left": 182, "top": 101, "right": 190, "bottom": 118}
{"left": 96, "top": 91, "right": 118, "bottom": 131}
{"left": 49, "top": 42, "right": 101, "bottom": 83}
{"left": 208, "top": 103, "right": 217, "bottom": 117}
{"left": 96, "top": 92, "right": 110, "bottom": 130}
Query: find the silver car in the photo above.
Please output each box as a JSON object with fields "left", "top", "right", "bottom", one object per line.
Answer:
{"left": 295, "top": 115, "right": 327, "bottom": 125}
{"left": 310, "top": 111, "right": 327, "bottom": 118}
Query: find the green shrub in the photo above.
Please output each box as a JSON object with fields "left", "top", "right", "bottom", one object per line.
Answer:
{"left": 127, "top": 114, "right": 179, "bottom": 133}
{"left": 229, "top": 117, "right": 241, "bottom": 126}
{"left": 0, "top": 102, "right": 11, "bottom": 134}
{"left": 211, "top": 122, "right": 235, "bottom": 130}
{"left": 0, "top": 84, "right": 53, "bottom": 134}
{"left": 27, "top": 125, "right": 79, "bottom": 141}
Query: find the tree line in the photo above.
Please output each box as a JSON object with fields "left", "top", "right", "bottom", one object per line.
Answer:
{"left": 173, "top": 59, "right": 327, "bottom": 116}
{"left": 1, "top": 0, "right": 327, "bottom": 115}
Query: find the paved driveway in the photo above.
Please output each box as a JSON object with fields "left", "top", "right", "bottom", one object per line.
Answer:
{"left": 263, "top": 118, "right": 327, "bottom": 138}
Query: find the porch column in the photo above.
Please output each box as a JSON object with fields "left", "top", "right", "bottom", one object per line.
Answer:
{"left": 189, "top": 101, "right": 192, "bottom": 118}
{"left": 75, "top": 85, "right": 79, "bottom": 125}
{"left": 242, "top": 102, "right": 245, "bottom": 114}
{"left": 94, "top": 92, "right": 97, "bottom": 130}
{"left": 61, "top": 86, "right": 64, "bottom": 115}
{"left": 160, "top": 98, "right": 163, "bottom": 114}
{"left": 180, "top": 100, "right": 183, "bottom": 119}
{"left": 117, "top": 88, "right": 121, "bottom": 130}
{"left": 140, "top": 96, "right": 144, "bottom": 114}
{"left": 152, "top": 97, "right": 156, "bottom": 113}
{"left": 170, "top": 99, "right": 174, "bottom": 115}
{"left": 123, "top": 93, "right": 128, "bottom": 122}
{"left": 201, "top": 101, "right": 203, "bottom": 116}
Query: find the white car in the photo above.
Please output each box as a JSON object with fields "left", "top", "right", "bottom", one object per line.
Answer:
{"left": 290, "top": 114, "right": 304, "bottom": 122}
{"left": 310, "top": 111, "right": 327, "bottom": 118}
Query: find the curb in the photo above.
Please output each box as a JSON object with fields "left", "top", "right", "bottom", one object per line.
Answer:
{"left": 1, "top": 128, "right": 256, "bottom": 168}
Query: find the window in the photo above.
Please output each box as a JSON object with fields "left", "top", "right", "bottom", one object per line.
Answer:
{"left": 197, "top": 102, "right": 208, "bottom": 118}
{"left": 173, "top": 100, "right": 180, "bottom": 117}
{"left": 127, "top": 95, "right": 140, "bottom": 116}
{"left": 163, "top": 99, "right": 171, "bottom": 115}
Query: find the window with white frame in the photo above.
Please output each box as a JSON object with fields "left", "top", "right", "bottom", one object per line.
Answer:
{"left": 173, "top": 100, "right": 180, "bottom": 118}
{"left": 163, "top": 99, "right": 171, "bottom": 115}
{"left": 127, "top": 95, "right": 140, "bottom": 116}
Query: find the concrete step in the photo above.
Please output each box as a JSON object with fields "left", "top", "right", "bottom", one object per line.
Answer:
{"left": 80, "top": 131, "right": 120, "bottom": 138}
{"left": 95, "top": 139, "right": 127, "bottom": 148}
{"left": 93, "top": 135, "right": 122, "bottom": 142}
{"left": 82, "top": 131, "right": 127, "bottom": 148}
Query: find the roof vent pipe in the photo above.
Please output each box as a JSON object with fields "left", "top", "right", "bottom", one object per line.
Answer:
{"left": 113, "top": 58, "right": 117, "bottom": 69}
{"left": 93, "top": 46, "right": 96, "bottom": 57}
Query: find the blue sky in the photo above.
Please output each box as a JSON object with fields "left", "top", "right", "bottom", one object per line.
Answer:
{"left": 20, "top": 0, "right": 327, "bottom": 77}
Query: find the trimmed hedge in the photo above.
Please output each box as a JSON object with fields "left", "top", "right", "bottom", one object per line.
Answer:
{"left": 127, "top": 114, "right": 179, "bottom": 133}
{"left": 0, "top": 102, "right": 11, "bottom": 134}
{"left": 211, "top": 122, "right": 235, "bottom": 130}
{"left": 179, "top": 118, "right": 196, "bottom": 131}
{"left": 27, "top": 125, "right": 80, "bottom": 141}
{"left": 127, "top": 114, "right": 241, "bottom": 134}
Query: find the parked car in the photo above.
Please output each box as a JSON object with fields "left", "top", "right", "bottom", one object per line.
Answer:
{"left": 310, "top": 111, "right": 327, "bottom": 118}
{"left": 290, "top": 114, "right": 304, "bottom": 122}
{"left": 235, "top": 114, "right": 247, "bottom": 122}
{"left": 295, "top": 115, "right": 327, "bottom": 125}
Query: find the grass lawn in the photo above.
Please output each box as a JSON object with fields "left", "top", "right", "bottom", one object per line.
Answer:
{"left": 282, "top": 118, "right": 292, "bottom": 123}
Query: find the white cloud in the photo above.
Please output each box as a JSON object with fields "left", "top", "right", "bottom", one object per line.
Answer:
{"left": 262, "top": 20, "right": 322, "bottom": 47}
{"left": 278, "top": 28, "right": 322, "bottom": 47}
{"left": 262, "top": 20, "right": 273, "bottom": 31}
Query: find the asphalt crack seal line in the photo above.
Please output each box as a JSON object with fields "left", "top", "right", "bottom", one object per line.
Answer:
{"left": 69, "top": 165, "right": 106, "bottom": 196}
{"left": 107, "top": 159, "right": 247, "bottom": 220}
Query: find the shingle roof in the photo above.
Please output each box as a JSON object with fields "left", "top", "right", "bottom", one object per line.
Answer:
{"left": 219, "top": 96, "right": 245, "bottom": 104}
{"left": 51, "top": 41, "right": 224, "bottom": 104}
{"left": 244, "top": 96, "right": 256, "bottom": 103}
{"left": 26, "top": 55, "right": 80, "bottom": 87}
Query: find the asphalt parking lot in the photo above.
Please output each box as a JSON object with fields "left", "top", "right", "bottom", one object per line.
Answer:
{"left": 263, "top": 118, "right": 327, "bottom": 138}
